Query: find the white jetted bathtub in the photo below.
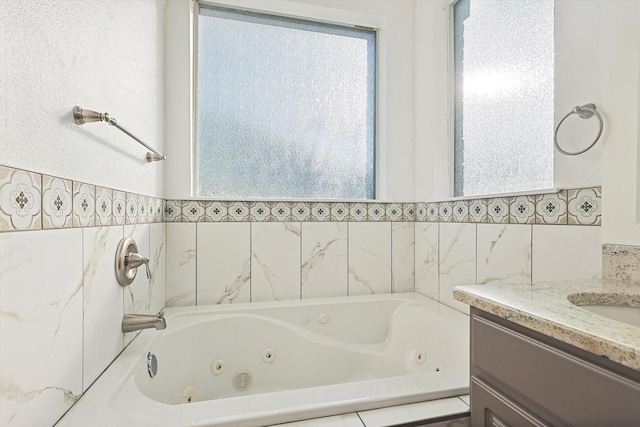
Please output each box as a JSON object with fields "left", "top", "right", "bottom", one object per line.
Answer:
{"left": 58, "top": 293, "right": 469, "bottom": 427}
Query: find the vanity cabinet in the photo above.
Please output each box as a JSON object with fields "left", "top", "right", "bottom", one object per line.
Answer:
{"left": 470, "top": 308, "right": 640, "bottom": 427}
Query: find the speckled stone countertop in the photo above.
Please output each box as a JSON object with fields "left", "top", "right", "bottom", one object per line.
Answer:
{"left": 453, "top": 279, "right": 640, "bottom": 372}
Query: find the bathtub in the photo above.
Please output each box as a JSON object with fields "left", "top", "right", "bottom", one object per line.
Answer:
{"left": 58, "top": 293, "right": 469, "bottom": 427}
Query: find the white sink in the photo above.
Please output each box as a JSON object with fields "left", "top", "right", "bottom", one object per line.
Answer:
{"left": 576, "top": 305, "right": 640, "bottom": 328}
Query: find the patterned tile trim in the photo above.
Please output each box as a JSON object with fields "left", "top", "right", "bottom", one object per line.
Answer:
{"left": 0, "top": 165, "right": 163, "bottom": 232}
{"left": 0, "top": 165, "right": 603, "bottom": 231}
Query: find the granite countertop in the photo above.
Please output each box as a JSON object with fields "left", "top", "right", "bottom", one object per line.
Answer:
{"left": 453, "top": 279, "right": 640, "bottom": 372}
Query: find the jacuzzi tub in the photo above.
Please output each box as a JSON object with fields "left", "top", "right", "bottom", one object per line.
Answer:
{"left": 58, "top": 293, "right": 469, "bottom": 426}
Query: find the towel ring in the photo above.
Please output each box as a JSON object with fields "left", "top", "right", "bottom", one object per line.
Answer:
{"left": 554, "top": 103, "right": 604, "bottom": 156}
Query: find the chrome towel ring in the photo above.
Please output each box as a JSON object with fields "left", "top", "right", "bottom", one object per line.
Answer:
{"left": 554, "top": 103, "right": 604, "bottom": 156}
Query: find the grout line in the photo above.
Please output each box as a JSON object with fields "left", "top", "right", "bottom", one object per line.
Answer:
{"left": 346, "top": 222, "right": 350, "bottom": 297}
{"left": 300, "top": 221, "right": 303, "bottom": 301}
{"left": 194, "top": 222, "right": 198, "bottom": 306}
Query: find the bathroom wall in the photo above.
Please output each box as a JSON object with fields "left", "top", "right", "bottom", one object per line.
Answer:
{"left": 163, "top": 201, "right": 415, "bottom": 306}
{"left": 0, "top": 1, "right": 166, "bottom": 425}
{"left": 0, "top": 167, "right": 167, "bottom": 427}
{"left": 163, "top": 188, "right": 602, "bottom": 313}
{"left": 0, "top": 0, "right": 165, "bottom": 198}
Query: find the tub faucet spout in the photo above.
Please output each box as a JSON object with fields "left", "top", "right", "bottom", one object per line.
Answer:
{"left": 122, "top": 310, "right": 166, "bottom": 333}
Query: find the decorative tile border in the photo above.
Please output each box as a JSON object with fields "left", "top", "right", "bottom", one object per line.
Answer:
{"left": 0, "top": 164, "right": 603, "bottom": 231}
{"left": 0, "top": 165, "right": 163, "bottom": 232}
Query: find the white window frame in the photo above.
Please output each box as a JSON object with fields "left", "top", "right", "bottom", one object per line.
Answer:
{"left": 447, "top": 0, "right": 556, "bottom": 199}
{"left": 192, "top": 0, "right": 387, "bottom": 200}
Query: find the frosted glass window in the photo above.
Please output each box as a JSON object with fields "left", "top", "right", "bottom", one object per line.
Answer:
{"left": 453, "top": 0, "right": 554, "bottom": 196}
{"left": 197, "top": 4, "right": 376, "bottom": 199}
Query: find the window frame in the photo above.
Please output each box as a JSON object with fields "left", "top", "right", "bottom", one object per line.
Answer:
{"left": 448, "top": 0, "right": 556, "bottom": 199}
{"left": 192, "top": 0, "right": 385, "bottom": 200}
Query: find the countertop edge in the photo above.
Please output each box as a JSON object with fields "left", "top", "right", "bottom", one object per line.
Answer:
{"left": 453, "top": 284, "right": 640, "bottom": 372}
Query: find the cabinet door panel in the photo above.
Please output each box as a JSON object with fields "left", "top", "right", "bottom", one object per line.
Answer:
{"left": 471, "top": 377, "right": 551, "bottom": 427}
{"left": 472, "top": 315, "right": 640, "bottom": 426}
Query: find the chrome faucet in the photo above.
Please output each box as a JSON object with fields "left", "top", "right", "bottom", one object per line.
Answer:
{"left": 122, "top": 310, "right": 166, "bottom": 333}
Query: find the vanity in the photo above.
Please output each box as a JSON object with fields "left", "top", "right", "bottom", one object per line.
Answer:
{"left": 454, "top": 280, "right": 640, "bottom": 427}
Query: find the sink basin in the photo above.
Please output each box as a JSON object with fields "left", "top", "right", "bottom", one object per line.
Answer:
{"left": 567, "top": 292, "right": 640, "bottom": 328}
{"left": 576, "top": 305, "right": 640, "bottom": 328}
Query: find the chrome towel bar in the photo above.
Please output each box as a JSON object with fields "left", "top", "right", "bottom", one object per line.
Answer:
{"left": 73, "top": 106, "right": 166, "bottom": 162}
{"left": 554, "top": 103, "right": 604, "bottom": 156}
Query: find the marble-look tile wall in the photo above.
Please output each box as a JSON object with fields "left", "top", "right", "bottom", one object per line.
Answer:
{"left": 165, "top": 222, "right": 412, "bottom": 305}
{"left": 0, "top": 164, "right": 166, "bottom": 426}
{"left": 415, "top": 223, "right": 602, "bottom": 314}
{"left": 0, "top": 162, "right": 606, "bottom": 425}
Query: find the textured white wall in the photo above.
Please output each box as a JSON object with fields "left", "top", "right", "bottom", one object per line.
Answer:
{"left": 0, "top": 0, "right": 165, "bottom": 197}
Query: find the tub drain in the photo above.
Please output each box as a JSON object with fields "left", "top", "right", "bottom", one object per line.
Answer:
{"left": 233, "top": 370, "right": 253, "bottom": 391}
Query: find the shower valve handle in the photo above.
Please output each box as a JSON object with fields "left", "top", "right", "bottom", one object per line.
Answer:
{"left": 127, "top": 253, "right": 152, "bottom": 279}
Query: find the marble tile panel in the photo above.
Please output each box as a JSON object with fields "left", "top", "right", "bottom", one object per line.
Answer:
{"left": 477, "top": 224, "right": 531, "bottom": 285}
{"left": 415, "top": 223, "right": 439, "bottom": 300}
{"left": 301, "top": 222, "right": 348, "bottom": 299}
{"left": 82, "top": 226, "right": 124, "bottom": 391}
{"left": 568, "top": 187, "right": 601, "bottom": 225}
{"left": 439, "top": 223, "right": 476, "bottom": 313}
{"left": 509, "top": 195, "right": 536, "bottom": 224}
{"left": 0, "top": 229, "right": 82, "bottom": 426}
{"left": 0, "top": 165, "right": 42, "bottom": 231}
{"left": 197, "top": 223, "right": 251, "bottom": 304}
{"left": 251, "top": 222, "right": 301, "bottom": 302}
{"left": 392, "top": 222, "right": 415, "bottom": 293}
{"left": 149, "top": 223, "right": 166, "bottom": 314}
{"left": 348, "top": 222, "right": 391, "bottom": 295}
{"left": 166, "top": 223, "right": 197, "bottom": 307}
{"left": 532, "top": 225, "right": 602, "bottom": 282}
{"left": 123, "top": 224, "right": 151, "bottom": 345}
{"left": 535, "top": 191, "right": 568, "bottom": 224}
{"left": 112, "top": 190, "right": 126, "bottom": 225}
{"left": 94, "top": 186, "right": 113, "bottom": 226}
{"left": 42, "top": 175, "right": 73, "bottom": 229}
